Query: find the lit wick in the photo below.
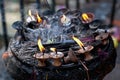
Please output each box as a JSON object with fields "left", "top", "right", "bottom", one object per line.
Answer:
{"left": 50, "top": 48, "right": 57, "bottom": 55}
{"left": 72, "top": 36, "right": 86, "bottom": 51}
{"left": 50, "top": 48, "right": 64, "bottom": 67}
{"left": 60, "top": 14, "right": 71, "bottom": 26}
{"left": 37, "top": 38, "right": 45, "bottom": 56}
{"left": 82, "top": 46, "right": 86, "bottom": 51}
{"left": 81, "top": 13, "right": 94, "bottom": 23}
{"left": 26, "top": 10, "right": 36, "bottom": 22}
{"left": 34, "top": 38, "right": 49, "bottom": 67}
{"left": 36, "top": 12, "right": 42, "bottom": 23}
{"left": 28, "top": 10, "right": 33, "bottom": 20}
{"left": 72, "top": 36, "right": 93, "bottom": 61}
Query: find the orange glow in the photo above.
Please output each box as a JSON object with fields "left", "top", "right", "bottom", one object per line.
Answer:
{"left": 36, "top": 12, "right": 42, "bottom": 23}
{"left": 38, "top": 39, "right": 45, "bottom": 53}
{"left": 72, "top": 36, "right": 84, "bottom": 49}
{"left": 2, "top": 52, "right": 9, "bottom": 59}
{"left": 50, "top": 48, "right": 57, "bottom": 52}
{"left": 82, "top": 13, "right": 89, "bottom": 21}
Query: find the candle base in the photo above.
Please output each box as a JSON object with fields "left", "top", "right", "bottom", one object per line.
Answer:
{"left": 77, "top": 45, "right": 94, "bottom": 61}
{"left": 84, "top": 52, "right": 93, "bottom": 61}
{"left": 34, "top": 53, "right": 49, "bottom": 67}
{"left": 38, "top": 59, "right": 46, "bottom": 67}
{"left": 52, "top": 58, "right": 62, "bottom": 67}
{"left": 50, "top": 52, "right": 64, "bottom": 67}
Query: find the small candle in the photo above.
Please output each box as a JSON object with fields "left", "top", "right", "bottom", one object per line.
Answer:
{"left": 50, "top": 48, "right": 64, "bottom": 67}
{"left": 34, "top": 38, "right": 49, "bottom": 67}
{"left": 34, "top": 53, "right": 49, "bottom": 67}
{"left": 72, "top": 36, "right": 93, "bottom": 61}
{"left": 72, "top": 36, "right": 85, "bottom": 50}
{"left": 60, "top": 14, "right": 71, "bottom": 26}
{"left": 77, "top": 45, "right": 94, "bottom": 61}
{"left": 26, "top": 10, "right": 36, "bottom": 23}
{"left": 81, "top": 13, "right": 94, "bottom": 24}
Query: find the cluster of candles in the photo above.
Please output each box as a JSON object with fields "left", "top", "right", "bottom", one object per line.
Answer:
{"left": 26, "top": 9, "right": 109, "bottom": 67}
{"left": 33, "top": 36, "right": 94, "bottom": 67}
{"left": 26, "top": 9, "right": 94, "bottom": 26}
{"left": 26, "top": 10, "right": 42, "bottom": 23}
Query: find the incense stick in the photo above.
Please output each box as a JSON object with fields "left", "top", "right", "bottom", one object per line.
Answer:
{"left": 79, "top": 60, "right": 89, "bottom": 80}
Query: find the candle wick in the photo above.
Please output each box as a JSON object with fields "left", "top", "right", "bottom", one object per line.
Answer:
{"left": 55, "top": 50, "right": 57, "bottom": 55}
{"left": 82, "top": 46, "right": 86, "bottom": 51}
{"left": 65, "top": 18, "right": 66, "bottom": 22}
{"left": 55, "top": 49, "right": 58, "bottom": 57}
{"left": 42, "top": 50, "right": 45, "bottom": 57}
{"left": 30, "top": 16, "right": 33, "bottom": 20}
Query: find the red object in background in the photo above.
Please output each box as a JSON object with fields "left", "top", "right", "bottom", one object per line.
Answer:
{"left": 2, "top": 52, "right": 9, "bottom": 59}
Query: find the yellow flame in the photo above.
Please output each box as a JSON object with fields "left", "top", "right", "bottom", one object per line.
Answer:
{"left": 38, "top": 39, "right": 45, "bottom": 53}
{"left": 82, "top": 13, "right": 89, "bottom": 21}
{"left": 28, "top": 10, "right": 32, "bottom": 17}
{"left": 50, "top": 48, "right": 56, "bottom": 52}
{"left": 72, "top": 36, "right": 84, "bottom": 49}
{"left": 36, "top": 12, "right": 42, "bottom": 23}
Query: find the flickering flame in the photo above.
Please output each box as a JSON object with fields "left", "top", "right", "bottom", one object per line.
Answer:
{"left": 72, "top": 36, "right": 84, "bottom": 49}
{"left": 38, "top": 39, "right": 45, "bottom": 53}
{"left": 50, "top": 48, "right": 57, "bottom": 52}
{"left": 28, "top": 10, "right": 32, "bottom": 17}
{"left": 36, "top": 12, "right": 42, "bottom": 23}
{"left": 61, "top": 15, "right": 67, "bottom": 23}
{"left": 82, "top": 13, "right": 89, "bottom": 21}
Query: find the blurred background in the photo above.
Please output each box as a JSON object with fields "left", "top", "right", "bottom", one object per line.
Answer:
{"left": 0, "top": 0, "right": 120, "bottom": 80}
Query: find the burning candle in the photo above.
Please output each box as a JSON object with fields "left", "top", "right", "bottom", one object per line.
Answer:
{"left": 72, "top": 36, "right": 85, "bottom": 50}
{"left": 72, "top": 36, "right": 93, "bottom": 61}
{"left": 81, "top": 13, "right": 94, "bottom": 24}
{"left": 50, "top": 48, "right": 64, "bottom": 67}
{"left": 36, "top": 12, "right": 42, "bottom": 23}
{"left": 60, "top": 14, "right": 71, "bottom": 26}
{"left": 50, "top": 48, "right": 57, "bottom": 55}
{"left": 26, "top": 10, "right": 36, "bottom": 23}
{"left": 34, "top": 38, "right": 49, "bottom": 67}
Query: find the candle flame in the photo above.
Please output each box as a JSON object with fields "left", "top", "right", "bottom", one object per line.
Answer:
{"left": 61, "top": 15, "right": 67, "bottom": 23}
{"left": 38, "top": 39, "right": 45, "bottom": 53}
{"left": 36, "top": 12, "right": 42, "bottom": 23}
{"left": 28, "top": 10, "right": 32, "bottom": 17}
{"left": 82, "top": 13, "right": 89, "bottom": 21}
{"left": 50, "top": 48, "right": 57, "bottom": 52}
{"left": 72, "top": 36, "right": 84, "bottom": 49}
